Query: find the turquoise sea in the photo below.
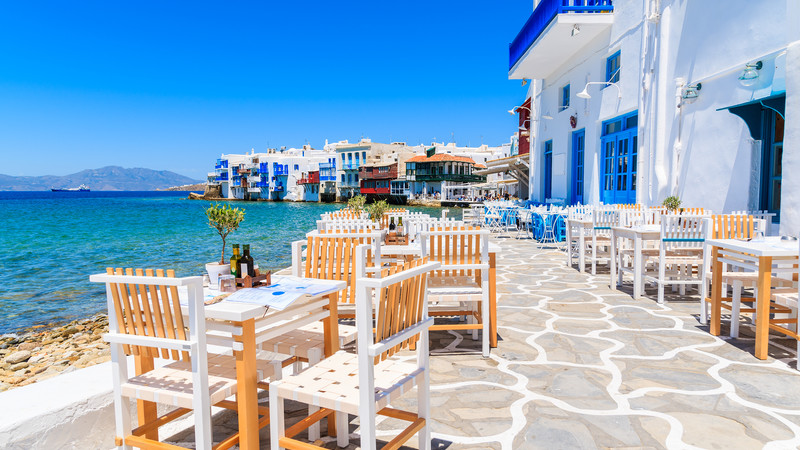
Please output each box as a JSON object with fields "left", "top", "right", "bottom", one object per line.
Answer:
{"left": 0, "top": 191, "right": 458, "bottom": 333}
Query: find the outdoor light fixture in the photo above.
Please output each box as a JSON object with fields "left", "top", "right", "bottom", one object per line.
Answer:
{"left": 576, "top": 81, "right": 622, "bottom": 99}
{"left": 738, "top": 61, "right": 762, "bottom": 87}
{"left": 681, "top": 83, "right": 702, "bottom": 100}
{"left": 571, "top": 24, "right": 581, "bottom": 37}
{"left": 521, "top": 78, "right": 529, "bottom": 86}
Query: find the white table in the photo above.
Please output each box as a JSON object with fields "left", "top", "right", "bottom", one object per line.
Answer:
{"left": 190, "top": 276, "right": 347, "bottom": 449}
{"left": 610, "top": 225, "right": 661, "bottom": 299}
{"left": 707, "top": 237, "right": 798, "bottom": 360}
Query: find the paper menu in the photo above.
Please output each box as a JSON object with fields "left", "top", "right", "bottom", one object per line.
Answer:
{"left": 223, "top": 276, "right": 338, "bottom": 310}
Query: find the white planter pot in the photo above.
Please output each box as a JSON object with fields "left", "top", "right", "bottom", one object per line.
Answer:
{"left": 205, "top": 262, "right": 231, "bottom": 288}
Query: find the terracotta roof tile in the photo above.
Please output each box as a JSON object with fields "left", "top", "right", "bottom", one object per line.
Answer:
{"left": 405, "top": 153, "right": 477, "bottom": 164}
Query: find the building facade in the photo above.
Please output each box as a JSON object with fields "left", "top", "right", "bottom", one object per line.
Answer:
{"left": 509, "top": 0, "right": 800, "bottom": 232}
{"left": 405, "top": 152, "right": 486, "bottom": 199}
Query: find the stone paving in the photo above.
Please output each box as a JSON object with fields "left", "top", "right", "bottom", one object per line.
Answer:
{"left": 170, "top": 236, "right": 800, "bottom": 449}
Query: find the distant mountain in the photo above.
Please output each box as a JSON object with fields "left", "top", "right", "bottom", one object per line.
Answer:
{"left": 0, "top": 166, "right": 203, "bottom": 191}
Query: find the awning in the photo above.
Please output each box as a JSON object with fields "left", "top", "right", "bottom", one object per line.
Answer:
{"left": 717, "top": 92, "right": 785, "bottom": 140}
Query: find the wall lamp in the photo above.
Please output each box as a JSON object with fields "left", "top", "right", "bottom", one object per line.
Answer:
{"left": 681, "top": 83, "right": 702, "bottom": 100}
{"left": 738, "top": 61, "right": 762, "bottom": 87}
{"left": 576, "top": 81, "right": 622, "bottom": 99}
{"left": 508, "top": 106, "right": 553, "bottom": 120}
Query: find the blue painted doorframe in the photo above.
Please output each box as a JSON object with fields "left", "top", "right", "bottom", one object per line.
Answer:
{"left": 544, "top": 140, "right": 553, "bottom": 200}
{"left": 600, "top": 112, "right": 638, "bottom": 204}
{"left": 571, "top": 129, "right": 585, "bottom": 204}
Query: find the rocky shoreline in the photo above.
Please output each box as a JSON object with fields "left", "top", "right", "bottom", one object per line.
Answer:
{"left": 0, "top": 315, "right": 110, "bottom": 392}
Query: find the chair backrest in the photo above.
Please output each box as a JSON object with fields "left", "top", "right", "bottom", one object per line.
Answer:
{"left": 94, "top": 268, "right": 202, "bottom": 361}
{"left": 419, "top": 228, "right": 488, "bottom": 278}
{"left": 298, "top": 235, "right": 373, "bottom": 305}
{"left": 710, "top": 215, "right": 765, "bottom": 240}
{"left": 593, "top": 209, "right": 620, "bottom": 230}
{"left": 407, "top": 218, "right": 464, "bottom": 242}
{"left": 317, "top": 219, "right": 375, "bottom": 233}
{"left": 355, "top": 258, "right": 439, "bottom": 364}
{"left": 661, "top": 215, "right": 706, "bottom": 251}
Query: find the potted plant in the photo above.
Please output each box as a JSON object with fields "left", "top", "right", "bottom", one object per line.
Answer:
{"left": 347, "top": 195, "right": 366, "bottom": 216}
{"left": 662, "top": 196, "right": 681, "bottom": 214}
{"left": 205, "top": 203, "right": 245, "bottom": 286}
{"left": 366, "top": 199, "right": 390, "bottom": 223}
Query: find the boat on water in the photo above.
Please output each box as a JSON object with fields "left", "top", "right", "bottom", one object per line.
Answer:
{"left": 51, "top": 184, "right": 90, "bottom": 192}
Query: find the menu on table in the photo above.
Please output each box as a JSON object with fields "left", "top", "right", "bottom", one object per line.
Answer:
{"left": 223, "top": 276, "right": 338, "bottom": 310}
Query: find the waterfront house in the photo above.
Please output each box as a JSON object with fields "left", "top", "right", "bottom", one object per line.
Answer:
{"left": 405, "top": 152, "right": 487, "bottom": 199}
{"left": 509, "top": 0, "right": 800, "bottom": 234}
{"left": 298, "top": 170, "right": 321, "bottom": 202}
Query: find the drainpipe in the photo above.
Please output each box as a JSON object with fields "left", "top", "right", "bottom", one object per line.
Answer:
{"left": 650, "top": 0, "right": 671, "bottom": 203}
{"left": 640, "top": 0, "right": 661, "bottom": 205}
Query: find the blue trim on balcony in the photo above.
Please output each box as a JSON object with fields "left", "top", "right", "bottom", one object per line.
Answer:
{"left": 509, "top": 0, "right": 613, "bottom": 71}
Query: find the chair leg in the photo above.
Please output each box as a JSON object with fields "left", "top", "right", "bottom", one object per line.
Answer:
{"left": 110, "top": 347, "right": 132, "bottom": 450}
{"left": 730, "top": 280, "right": 742, "bottom": 338}
{"left": 657, "top": 262, "right": 666, "bottom": 304}
{"left": 679, "top": 265, "right": 686, "bottom": 295}
{"left": 700, "top": 276, "right": 709, "bottom": 325}
{"left": 336, "top": 411, "right": 349, "bottom": 448}
{"left": 482, "top": 288, "right": 490, "bottom": 358}
{"left": 307, "top": 348, "right": 323, "bottom": 442}
{"left": 591, "top": 236, "right": 597, "bottom": 275}
{"left": 269, "top": 387, "right": 286, "bottom": 450}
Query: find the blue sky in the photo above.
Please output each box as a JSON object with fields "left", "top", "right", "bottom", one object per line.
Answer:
{"left": 0, "top": 1, "right": 531, "bottom": 179}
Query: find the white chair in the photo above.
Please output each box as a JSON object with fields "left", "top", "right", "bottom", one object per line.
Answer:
{"left": 589, "top": 209, "right": 620, "bottom": 274}
{"left": 90, "top": 268, "right": 275, "bottom": 450}
{"left": 269, "top": 259, "right": 439, "bottom": 450}
{"left": 420, "top": 228, "right": 491, "bottom": 357}
{"left": 646, "top": 215, "right": 707, "bottom": 304}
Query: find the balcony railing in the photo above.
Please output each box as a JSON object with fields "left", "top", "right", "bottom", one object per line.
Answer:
{"left": 509, "top": 0, "right": 613, "bottom": 70}
{"left": 319, "top": 175, "right": 337, "bottom": 182}
{"left": 412, "top": 174, "right": 486, "bottom": 183}
{"left": 342, "top": 162, "right": 359, "bottom": 170}
{"left": 271, "top": 184, "right": 284, "bottom": 192}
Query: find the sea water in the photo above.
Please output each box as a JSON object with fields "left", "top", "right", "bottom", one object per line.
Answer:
{"left": 0, "top": 191, "right": 458, "bottom": 333}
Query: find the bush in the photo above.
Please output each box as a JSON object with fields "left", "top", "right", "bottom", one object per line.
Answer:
{"left": 346, "top": 195, "right": 366, "bottom": 214}
{"left": 366, "top": 199, "right": 390, "bottom": 223}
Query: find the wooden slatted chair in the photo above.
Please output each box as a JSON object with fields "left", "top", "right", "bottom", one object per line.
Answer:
{"left": 269, "top": 258, "right": 438, "bottom": 450}
{"left": 588, "top": 209, "right": 620, "bottom": 274}
{"left": 420, "top": 227, "right": 491, "bottom": 357}
{"left": 644, "top": 216, "right": 707, "bottom": 304}
{"left": 771, "top": 240, "right": 800, "bottom": 368}
{"left": 90, "top": 268, "right": 275, "bottom": 450}
{"left": 700, "top": 215, "right": 793, "bottom": 335}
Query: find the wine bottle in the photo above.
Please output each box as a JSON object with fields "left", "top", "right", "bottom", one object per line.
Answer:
{"left": 230, "top": 244, "right": 241, "bottom": 277}
{"left": 397, "top": 216, "right": 404, "bottom": 235}
{"left": 242, "top": 244, "right": 255, "bottom": 277}
{"left": 389, "top": 217, "right": 396, "bottom": 231}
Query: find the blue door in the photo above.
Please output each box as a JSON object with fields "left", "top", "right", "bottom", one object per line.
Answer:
{"left": 571, "top": 129, "right": 585, "bottom": 204}
{"left": 600, "top": 112, "right": 638, "bottom": 204}
{"left": 544, "top": 140, "right": 553, "bottom": 200}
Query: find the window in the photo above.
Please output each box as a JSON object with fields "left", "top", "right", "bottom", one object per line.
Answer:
{"left": 561, "top": 84, "right": 570, "bottom": 111}
{"left": 362, "top": 152, "right": 366, "bottom": 160}
{"left": 294, "top": 164, "right": 299, "bottom": 171}
{"left": 606, "top": 51, "right": 620, "bottom": 84}
{"left": 347, "top": 174, "right": 352, "bottom": 183}
{"left": 354, "top": 174, "right": 358, "bottom": 182}
{"left": 341, "top": 174, "right": 345, "bottom": 182}
{"left": 600, "top": 111, "right": 638, "bottom": 204}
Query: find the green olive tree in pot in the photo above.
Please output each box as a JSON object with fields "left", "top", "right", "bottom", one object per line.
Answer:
{"left": 662, "top": 196, "right": 682, "bottom": 214}
{"left": 205, "top": 203, "right": 245, "bottom": 286}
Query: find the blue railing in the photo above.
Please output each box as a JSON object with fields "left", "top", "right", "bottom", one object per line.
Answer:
{"left": 259, "top": 162, "right": 268, "bottom": 174}
{"left": 509, "top": 0, "right": 613, "bottom": 70}
{"left": 342, "top": 162, "right": 359, "bottom": 170}
{"left": 215, "top": 159, "right": 228, "bottom": 169}
{"left": 215, "top": 173, "right": 229, "bottom": 182}
{"left": 273, "top": 184, "right": 284, "bottom": 192}
{"left": 273, "top": 163, "right": 288, "bottom": 176}
{"left": 255, "top": 181, "right": 268, "bottom": 188}
{"left": 319, "top": 175, "right": 336, "bottom": 181}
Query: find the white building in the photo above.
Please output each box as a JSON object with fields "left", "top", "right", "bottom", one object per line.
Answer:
{"left": 509, "top": 0, "right": 799, "bottom": 233}
{"left": 210, "top": 146, "right": 334, "bottom": 201}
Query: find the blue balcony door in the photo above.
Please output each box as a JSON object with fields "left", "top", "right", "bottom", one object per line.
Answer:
{"left": 543, "top": 140, "right": 553, "bottom": 200}
{"left": 600, "top": 131, "right": 637, "bottom": 204}
{"left": 571, "top": 129, "right": 585, "bottom": 205}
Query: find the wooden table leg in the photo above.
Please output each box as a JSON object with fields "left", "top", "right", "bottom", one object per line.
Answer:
{"left": 323, "top": 292, "right": 340, "bottom": 435}
{"left": 755, "top": 256, "right": 772, "bottom": 359}
{"left": 578, "top": 227, "right": 585, "bottom": 273}
{"left": 633, "top": 236, "right": 642, "bottom": 299}
{"left": 234, "top": 319, "right": 259, "bottom": 450}
{"left": 134, "top": 354, "right": 158, "bottom": 441}
{"left": 710, "top": 246, "right": 722, "bottom": 336}
{"left": 610, "top": 232, "right": 617, "bottom": 289}
{"left": 489, "top": 252, "right": 497, "bottom": 348}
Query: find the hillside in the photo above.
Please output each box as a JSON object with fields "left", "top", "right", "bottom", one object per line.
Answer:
{"left": 0, "top": 166, "right": 203, "bottom": 191}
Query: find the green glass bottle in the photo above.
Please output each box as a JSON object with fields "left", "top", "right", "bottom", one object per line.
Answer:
{"left": 241, "top": 244, "right": 255, "bottom": 277}
{"left": 230, "top": 244, "right": 241, "bottom": 277}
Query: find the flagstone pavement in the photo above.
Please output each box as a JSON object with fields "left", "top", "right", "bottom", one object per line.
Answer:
{"left": 170, "top": 237, "right": 800, "bottom": 449}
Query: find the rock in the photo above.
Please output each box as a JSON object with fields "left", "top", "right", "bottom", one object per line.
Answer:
{"left": 0, "top": 382, "right": 9, "bottom": 392}
{"left": 18, "top": 342, "right": 37, "bottom": 351}
{"left": 5, "top": 350, "right": 31, "bottom": 364}
{"left": 9, "top": 362, "right": 29, "bottom": 371}
{"left": 28, "top": 355, "right": 46, "bottom": 364}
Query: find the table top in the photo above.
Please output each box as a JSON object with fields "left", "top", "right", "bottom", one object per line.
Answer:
{"left": 381, "top": 242, "right": 501, "bottom": 256}
{"left": 706, "top": 237, "right": 800, "bottom": 257}
{"left": 612, "top": 225, "right": 661, "bottom": 238}
{"left": 198, "top": 276, "right": 346, "bottom": 322}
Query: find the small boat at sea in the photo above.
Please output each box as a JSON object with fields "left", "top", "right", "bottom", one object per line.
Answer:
{"left": 51, "top": 184, "right": 90, "bottom": 192}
